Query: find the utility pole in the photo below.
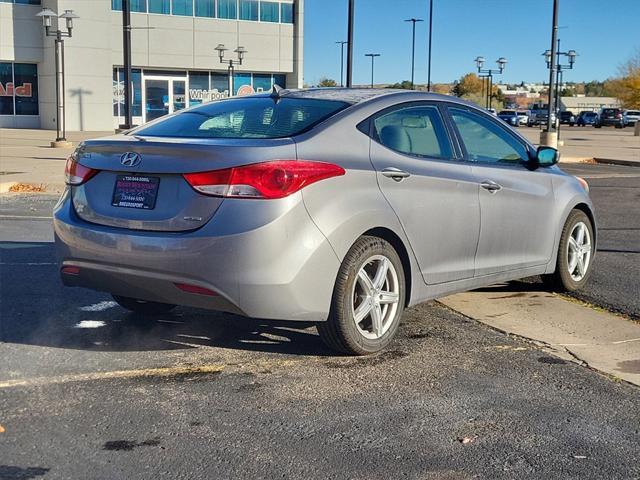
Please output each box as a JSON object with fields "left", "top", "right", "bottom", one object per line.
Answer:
{"left": 543, "top": 0, "right": 560, "bottom": 147}
{"left": 365, "top": 53, "right": 381, "bottom": 88}
{"left": 121, "top": 0, "right": 133, "bottom": 130}
{"left": 427, "top": 0, "right": 433, "bottom": 91}
{"left": 346, "top": 0, "right": 355, "bottom": 87}
{"left": 336, "top": 41, "right": 348, "bottom": 87}
{"left": 405, "top": 18, "right": 424, "bottom": 89}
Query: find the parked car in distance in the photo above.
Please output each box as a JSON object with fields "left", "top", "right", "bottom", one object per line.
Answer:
{"left": 527, "top": 106, "right": 556, "bottom": 126}
{"left": 624, "top": 110, "right": 640, "bottom": 126}
{"left": 517, "top": 110, "right": 530, "bottom": 126}
{"left": 596, "top": 108, "right": 625, "bottom": 128}
{"left": 559, "top": 111, "right": 576, "bottom": 126}
{"left": 54, "top": 89, "right": 596, "bottom": 355}
{"left": 577, "top": 111, "right": 599, "bottom": 127}
{"left": 486, "top": 108, "right": 497, "bottom": 115}
{"left": 498, "top": 109, "right": 520, "bottom": 127}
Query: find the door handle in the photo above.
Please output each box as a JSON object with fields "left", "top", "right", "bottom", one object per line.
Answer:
{"left": 382, "top": 167, "right": 411, "bottom": 181}
{"left": 480, "top": 180, "right": 502, "bottom": 193}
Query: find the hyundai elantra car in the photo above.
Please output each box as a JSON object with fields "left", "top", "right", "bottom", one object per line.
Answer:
{"left": 54, "top": 88, "right": 596, "bottom": 355}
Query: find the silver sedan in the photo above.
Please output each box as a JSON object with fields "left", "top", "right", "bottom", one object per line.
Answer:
{"left": 54, "top": 89, "right": 596, "bottom": 355}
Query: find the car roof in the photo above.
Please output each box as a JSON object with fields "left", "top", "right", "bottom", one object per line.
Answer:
{"left": 261, "top": 87, "right": 460, "bottom": 106}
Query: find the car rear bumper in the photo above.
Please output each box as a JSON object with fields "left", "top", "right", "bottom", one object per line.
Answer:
{"left": 54, "top": 188, "right": 341, "bottom": 321}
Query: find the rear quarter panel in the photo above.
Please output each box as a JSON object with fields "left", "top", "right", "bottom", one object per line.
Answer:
{"left": 294, "top": 98, "right": 427, "bottom": 305}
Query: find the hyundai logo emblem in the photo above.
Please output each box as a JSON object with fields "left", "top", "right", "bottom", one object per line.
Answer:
{"left": 120, "top": 152, "right": 142, "bottom": 167}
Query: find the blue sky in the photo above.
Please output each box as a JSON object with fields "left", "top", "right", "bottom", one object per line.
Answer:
{"left": 303, "top": 0, "right": 640, "bottom": 86}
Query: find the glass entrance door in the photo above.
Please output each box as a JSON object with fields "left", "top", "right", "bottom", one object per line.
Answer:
{"left": 145, "top": 79, "right": 170, "bottom": 122}
{"left": 143, "top": 76, "right": 189, "bottom": 123}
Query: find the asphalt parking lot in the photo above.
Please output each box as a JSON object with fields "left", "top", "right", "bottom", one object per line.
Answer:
{"left": 1, "top": 159, "right": 639, "bottom": 479}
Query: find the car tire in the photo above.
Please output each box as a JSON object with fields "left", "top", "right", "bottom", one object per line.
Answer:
{"left": 317, "top": 236, "right": 406, "bottom": 355}
{"left": 112, "top": 295, "right": 176, "bottom": 315}
{"left": 542, "top": 210, "right": 594, "bottom": 292}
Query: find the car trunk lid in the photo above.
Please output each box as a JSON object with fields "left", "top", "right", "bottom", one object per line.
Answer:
{"left": 71, "top": 135, "right": 297, "bottom": 232}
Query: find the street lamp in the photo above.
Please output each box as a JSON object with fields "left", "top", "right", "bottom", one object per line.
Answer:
{"left": 36, "top": 8, "right": 79, "bottom": 147}
{"left": 336, "top": 41, "right": 348, "bottom": 87}
{"left": 474, "top": 55, "right": 506, "bottom": 110}
{"left": 215, "top": 44, "right": 247, "bottom": 97}
{"left": 543, "top": 39, "right": 577, "bottom": 139}
{"left": 365, "top": 53, "right": 381, "bottom": 88}
{"left": 426, "top": 0, "right": 433, "bottom": 92}
{"left": 404, "top": 18, "right": 424, "bottom": 89}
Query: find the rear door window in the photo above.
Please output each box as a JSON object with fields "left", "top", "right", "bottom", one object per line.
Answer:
{"left": 134, "top": 97, "right": 350, "bottom": 139}
{"left": 372, "top": 105, "right": 453, "bottom": 160}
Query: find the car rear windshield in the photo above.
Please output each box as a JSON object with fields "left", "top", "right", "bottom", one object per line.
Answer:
{"left": 133, "top": 97, "right": 351, "bottom": 139}
{"left": 499, "top": 110, "right": 516, "bottom": 115}
{"left": 627, "top": 111, "right": 640, "bottom": 115}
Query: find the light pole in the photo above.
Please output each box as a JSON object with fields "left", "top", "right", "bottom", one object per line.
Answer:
{"left": 36, "top": 8, "right": 78, "bottom": 148}
{"left": 336, "top": 41, "right": 348, "bottom": 87}
{"left": 365, "top": 53, "right": 381, "bottom": 88}
{"left": 404, "top": 18, "right": 424, "bottom": 89}
{"left": 474, "top": 56, "right": 507, "bottom": 110}
{"left": 346, "top": 0, "right": 355, "bottom": 87}
{"left": 215, "top": 44, "right": 247, "bottom": 97}
{"left": 543, "top": 40, "right": 577, "bottom": 140}
{"left": 427, "top": 0, "right": 433, "bottom": 91}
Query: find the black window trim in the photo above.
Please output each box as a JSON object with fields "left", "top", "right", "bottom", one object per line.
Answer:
{"left": 444, "top": 103, "right": 536, "bottom": 169}
{"left": 361, "top": 100, "right": 463, "bottom": 164}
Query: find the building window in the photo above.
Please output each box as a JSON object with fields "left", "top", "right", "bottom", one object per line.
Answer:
{"left": 13, "top": 0, "right": 42, "bottom": 4}
{"left": 211, "top": 73, "right": 229, "bottom": 94}
{"left": 172, "top": 0, "right": 193, "bottom": 15}
{"left": 239, "top": 0, "right": 258, "bottom": 21}
{"left": 148, "top": 0, "right": 170, "bottom": 14}
{"left": 131, "top": 0, "right": 147, "bottom": 12}
{"left": 0, "top": 62, "right": 39, "bottom": 116}
{"left": 0, "top": 63, "right": 14, "bottom": 115}
{"left": 188, "top": 71, "right": 210, "bottom": 105}
{"left": 280, "top": 2, "right": 293, "bottom": 23}
{"left": 273, "top": 74, "right": 286, "bottom": 88}
{"left": 112, "top": 0, "right": 147, "bottom": 11}
{"left": 216, "top": 0, "right": 237, "bottom": 19}
{"left": 112, "top": 68, "right": 142, "bottom": 118}
{"left": 253, "top": 74, "right": 272, "bottom": 93}
{"left": 195, "top": 0, "right": 214, "bottom": 17}
{"left": 233, "top": 73, "right": 252, "bottom": 95}
{"left": 260, "top": 1, "right": 279, "bottom": 22}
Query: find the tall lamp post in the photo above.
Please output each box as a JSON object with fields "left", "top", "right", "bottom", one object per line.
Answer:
{"left": 36, "top": 8, "right": 79, "bottom": 148}
{"left": 543, "top": 41, "right": 577, "bottom": 140}
{"left": 215, "top": 44, "right": 247, "bottom": 97}
{"left": 404, "top": 18, "right": 423, "bottom": 89}
{"left": 336, "top": 41, "right": 348, "bottom": 87}
{"left": 474, "top": 56, "right": 507, "bottom": 110}
{"left": 427, "top": 0, "right": 433, "bottom": 91}
{"left": 365, "top": 53, "right": 381, "bottom": 88}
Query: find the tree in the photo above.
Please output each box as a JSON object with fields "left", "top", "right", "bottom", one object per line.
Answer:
{"left": 452, "top": 73, "right": 484, "bottom": 97}
{"left": 387, "top": 80, "right": 413, "bottom": 90}
{"left": 318, "top": 77, "right": 338, "bottom": 87}
{"left": 611, "top": 49, "right": 640, "bottom": 108}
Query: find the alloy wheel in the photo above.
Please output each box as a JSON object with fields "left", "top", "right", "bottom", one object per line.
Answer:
{"left": 351, "top": 255, "right": 400, "bottom": 340}
{"left": 567, "top": 221, "right": 592, "bottom": 282}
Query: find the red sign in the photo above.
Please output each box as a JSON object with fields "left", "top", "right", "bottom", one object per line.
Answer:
{"left": 0, "top": 82, "right": 33, "bottom": 97}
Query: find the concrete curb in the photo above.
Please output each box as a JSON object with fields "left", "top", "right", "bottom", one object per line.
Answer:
{"left": 439, "top": 289, "right": 640, "bottom": 387}
{"left": 594, "top": 158, "right": 640, "bottom": 168}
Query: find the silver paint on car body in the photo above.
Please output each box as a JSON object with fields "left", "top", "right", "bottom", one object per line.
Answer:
{"left": 54, "top": 89, "right": 596, "bottom": 321}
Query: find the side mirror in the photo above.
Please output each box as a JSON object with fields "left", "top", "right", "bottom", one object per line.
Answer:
{"left": 532, "top": 146, "right": 559, "bottom": 168}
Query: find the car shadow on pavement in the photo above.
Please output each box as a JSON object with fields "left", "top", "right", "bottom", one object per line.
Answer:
{"left": 0, "top": 241, "right": 332, "bottom": 357}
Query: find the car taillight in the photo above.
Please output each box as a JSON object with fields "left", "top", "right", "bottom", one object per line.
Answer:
{"left": 183, "top": 160, "right": 346, "bottom": 199}
{"left": 65, "top": 156, "right": 98, "bottom": 186}
{"left": 616, "top": 113, "right": 622, "bottom": 119}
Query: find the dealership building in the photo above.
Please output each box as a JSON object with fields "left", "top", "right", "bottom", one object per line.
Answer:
{"left": 0, "top": 0, "right": 303, "bottom": 131}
